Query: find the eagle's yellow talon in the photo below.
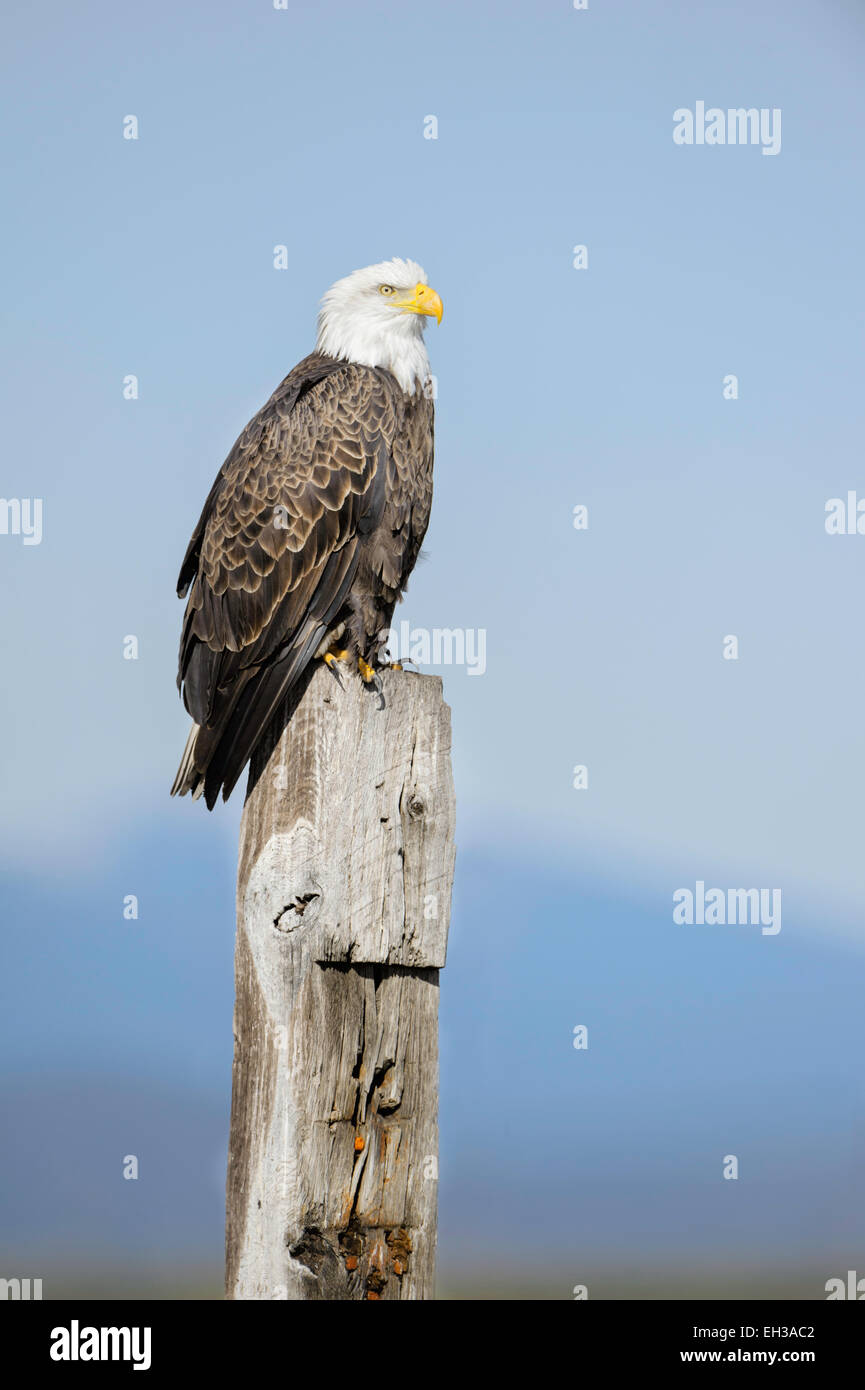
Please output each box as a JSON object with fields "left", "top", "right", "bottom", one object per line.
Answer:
{"left": 357, "top": 656, "right": 376, "bottom": 683}
{"left": 323, "top": 648, "right": 349, "bottom": 669}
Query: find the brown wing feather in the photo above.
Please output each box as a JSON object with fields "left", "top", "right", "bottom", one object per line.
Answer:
{"left": 174, "top": 354, "right": 398, "bottom": 804}
{"left": 373, "top": 389, "right": 435, "bottom": 590}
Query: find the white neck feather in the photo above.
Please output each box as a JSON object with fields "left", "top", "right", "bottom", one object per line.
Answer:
{"left": 315, "top": 301, "right": 431, "bottom": 396}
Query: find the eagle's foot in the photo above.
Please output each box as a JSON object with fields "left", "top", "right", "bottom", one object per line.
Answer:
{"left": 358, "top": 656, "right": 385, "bottom": 709}
{"left": 323, "top": 647, "right": 349, "bottom": 688}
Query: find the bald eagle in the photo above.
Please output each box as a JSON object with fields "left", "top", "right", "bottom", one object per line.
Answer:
{"left": 171, "top": 258, "right": 442, "bottom": 809}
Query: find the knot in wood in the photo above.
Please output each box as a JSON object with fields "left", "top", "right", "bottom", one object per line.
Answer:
{"left": 274, "top": 890, "right": 321, "bottom": 932}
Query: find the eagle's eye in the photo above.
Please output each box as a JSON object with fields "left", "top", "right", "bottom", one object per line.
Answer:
{"left": 379, "top": 284, "right": 396, "bottom": 296}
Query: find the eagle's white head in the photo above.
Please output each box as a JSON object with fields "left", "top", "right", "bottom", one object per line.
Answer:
{"left": 315, "top": 257, "right": 443, "bottom": 396}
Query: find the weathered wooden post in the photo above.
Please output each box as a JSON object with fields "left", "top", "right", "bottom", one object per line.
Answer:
{"left": 225, "top": 663, "right": 455, "bottom": 1300}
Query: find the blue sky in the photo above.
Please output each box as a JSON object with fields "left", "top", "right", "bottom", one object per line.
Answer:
{"left": 1, "top": 0, "right": 864, "bottom": 1294}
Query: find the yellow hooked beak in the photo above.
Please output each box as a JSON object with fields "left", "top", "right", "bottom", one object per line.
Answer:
{"left": 395, "top": 282, "right": 443, "bottom": 324}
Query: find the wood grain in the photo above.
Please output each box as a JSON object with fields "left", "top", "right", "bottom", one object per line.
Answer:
{"left": 226, "top": 664, "right": 455, "bottom": 1299}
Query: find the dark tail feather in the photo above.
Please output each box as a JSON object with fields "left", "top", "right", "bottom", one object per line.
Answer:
{"left": 170, "top": 665, "right": 257, "bottom": 802}
{"left": 171, "top": 621, "right": 326, "bottom": 810}
{"left": 203, "top": 622, "right": 327, "bottom": 808}
{"left": 170, "top": 723, "right": 205, "bottom": 800}
{"left": 173, "top": 548, "right": 359, "bottom": 808}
